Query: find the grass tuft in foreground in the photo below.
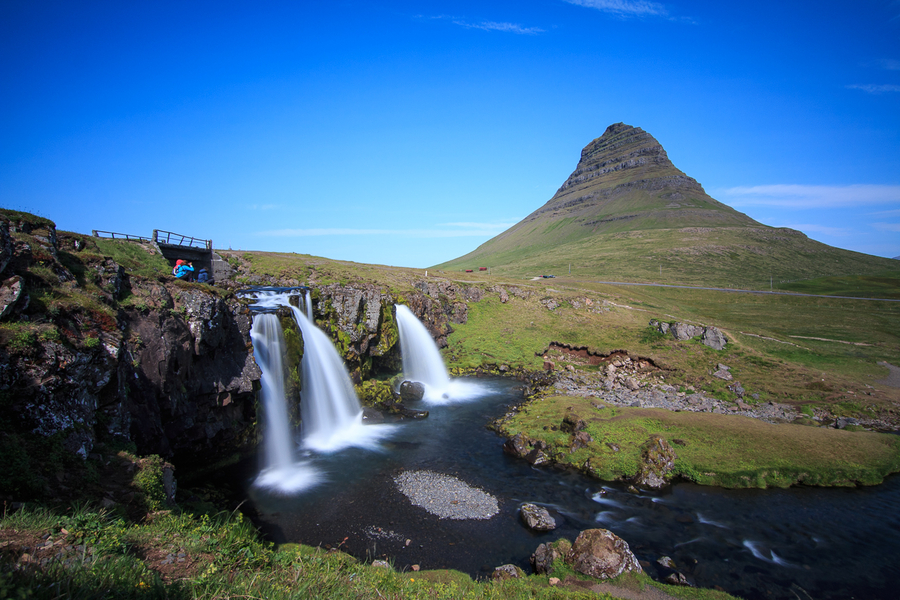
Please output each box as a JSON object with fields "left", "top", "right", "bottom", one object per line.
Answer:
{"left": 0, "top": 504, "right": 739, "bottom": 600}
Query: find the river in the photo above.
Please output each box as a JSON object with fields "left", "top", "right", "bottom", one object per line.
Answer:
{"left": 235, "top": 377, "right": 900, "bottom": 599}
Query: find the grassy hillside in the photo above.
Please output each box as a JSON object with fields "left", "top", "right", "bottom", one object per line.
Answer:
{"left": 223, "top": 248, "right": 899, "bottom": 425}
{"left": 433, "top": 124, "right": 900, "bottom": 287}
{"left": 436, "top": 226, "right": 900, "bottom": 287}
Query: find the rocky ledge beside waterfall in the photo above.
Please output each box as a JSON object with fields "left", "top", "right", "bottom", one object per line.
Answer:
{"left": 0, "top": 210, "right": 512, "bottom": 505}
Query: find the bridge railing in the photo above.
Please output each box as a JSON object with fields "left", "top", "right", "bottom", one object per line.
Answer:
{"left": 152, "top": 230, "right": 212, "bottom": 250}
{"left": 92, "top": 230, "right": 152, "bottom": 243}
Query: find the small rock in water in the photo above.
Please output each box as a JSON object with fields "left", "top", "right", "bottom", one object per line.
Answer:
{"left": 399, "top": 381, "right": 425, "bottom": 401}
{"left": 520, "top": 503, "right": 557, "bottom": 531}
{"left": 657, "top": 555, "right": 676, "bottom": 568}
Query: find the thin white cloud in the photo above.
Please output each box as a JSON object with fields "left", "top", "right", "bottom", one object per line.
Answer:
{"left": 452, "top": 20, "right": 544, "bottom": 34}
{"left": 258, "top": 221, "right": 517, "bottom": 239}
{"left": 873, "top": 222, "right": 900, "bottom": 232}
{"left": 847, "top": 83, "right": 900, "bottom": 93}
{"left": 870, "top": 208, "right": 900, "bottom": 217}
{"left": 717, "top": 184, "right": 900, "bottom": 208}
{"left": 562, "top": 0, "right": 668, "bottom": 17}
{"left": 879, "top": 58, "right": 900, "bottom": 70}
{"left": 419, "top": 14, "right": 543, "bottom": 34}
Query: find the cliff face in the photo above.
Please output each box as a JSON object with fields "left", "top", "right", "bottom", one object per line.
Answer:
{"left": 0, "top": 214, "right": 262, "bottom": 474}
{"left": 0, "top": 211, "right": 490, "bottom": 498}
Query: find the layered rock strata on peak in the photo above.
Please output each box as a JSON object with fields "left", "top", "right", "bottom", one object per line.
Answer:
{"left": 523, "top": 122, "right": 758, "bottom": 230}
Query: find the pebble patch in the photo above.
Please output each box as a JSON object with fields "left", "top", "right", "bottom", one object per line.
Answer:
{"left": 394, "top": 470, "right": 499, "bottom": 520}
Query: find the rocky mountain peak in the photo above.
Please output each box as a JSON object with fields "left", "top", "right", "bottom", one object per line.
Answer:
{"left": 556, "top": 122, "right": 683, "bottom": 195}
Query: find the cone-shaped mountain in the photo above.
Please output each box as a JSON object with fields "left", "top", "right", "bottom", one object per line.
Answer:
{"left": 531, "top": 122, "right": 757, "bottom": 230}
{"left": 434, "top": 123, "right": 898, "bottom": 286}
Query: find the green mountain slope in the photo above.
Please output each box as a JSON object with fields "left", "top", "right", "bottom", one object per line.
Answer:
{"left": 434, "top": 123, "right": 900, "bottom": 287}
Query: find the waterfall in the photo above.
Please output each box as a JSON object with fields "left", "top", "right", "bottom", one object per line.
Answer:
{"left": 246, "top": 288, "right": 395, "bottom": 460}
{"left": 395, "top": 304, "right": 452, "bottom": 394}
{"left": 250, "top": 313, "right": 294, "bottom": 471}
{"left": 249, "top": 312, "right": 321, "bottom": 493}
{"left": 305, "top": 289, "right": 313, "bottom": 321}
{"left": 288, "top": 305, "right": 376, "bottom": 452}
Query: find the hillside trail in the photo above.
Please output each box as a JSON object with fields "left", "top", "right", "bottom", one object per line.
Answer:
{"left": 877, "top": 362, "right": 900, "bottom": 388}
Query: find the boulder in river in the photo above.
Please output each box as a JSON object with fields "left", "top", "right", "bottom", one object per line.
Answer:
{"left": 399, "top": 380, "right": 425, "bottom": 401}
{"left": 567, "top": 528, "right": 642, "bottom": 579}
{"left": 503, "top": 432, "right": 531, "bottom": 458}
{"left": 520, "top": 503, "right": 557, "bottom": 531}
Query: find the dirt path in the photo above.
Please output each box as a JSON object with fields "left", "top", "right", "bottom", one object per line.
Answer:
{"left": 877, "top": 362, "right": 900, "bottom": 388}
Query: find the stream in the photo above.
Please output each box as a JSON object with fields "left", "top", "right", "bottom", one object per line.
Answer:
{"left": 235, "top": 377, "right": 900, "bottom": 600}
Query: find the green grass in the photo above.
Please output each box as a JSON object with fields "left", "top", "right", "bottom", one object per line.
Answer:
{"left": 435, "top": 224, "right": 900, "bottom": 291}
{"left": 498, "top": 395, "right": 900, "bottom": 488}
{"left": 775, "top": 272, "right": 900, "bottom": 299}
{"left": 443, "top": 279, "right": 899, "bottom": 419}
{"left": 0, "top": 504, "right": 740, "bottom": 600}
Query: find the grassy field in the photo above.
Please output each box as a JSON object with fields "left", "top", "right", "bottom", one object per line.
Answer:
{"left": 441, "top": 273, "right": 900, "bottom": 415}
{"left": 435, "top": 227, "right": 900, "bottom": 291}
{"left": 497, "top": 395, "right": 900, "bottom": 488}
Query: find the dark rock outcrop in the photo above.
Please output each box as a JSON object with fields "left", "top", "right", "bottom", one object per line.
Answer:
{"left": 632, "top": 434, "right": 678, "bottom": 489}
{"left": 0, "top": 214, "right": 260, "bottom": 472}
{"left": 531, "top": 538, "right": 572, "bottom": 575}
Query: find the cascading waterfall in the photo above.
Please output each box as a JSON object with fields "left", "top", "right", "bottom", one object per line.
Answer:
{"left": 288, "top": 305, "right": 387, "bottom": 452}
{"left": 249, "top": 312, "right": 321, "bottom": 493}
{"left": 305, "top": 289, "right": 313, "bottom": 321}
{"left": 394, "top": 304, "right": 483, "bottom": 402}
{"left": 395, "top": 304, "right": 451, "bottom": 391}
{"left": 250, "top": 313, "right": 293, "bottom": 471}
{"left": 246, "top": 289, "right": 396, "bottom": 474}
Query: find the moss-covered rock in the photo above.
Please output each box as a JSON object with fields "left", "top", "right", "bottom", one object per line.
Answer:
{"left": 354, "top": 379, "right": 396, "bottom": 408}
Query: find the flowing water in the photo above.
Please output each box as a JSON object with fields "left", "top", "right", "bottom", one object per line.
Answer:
{"left": 244, "top": 289, "right": 397, "bottom": 493}
{"left": 241, "top": 290, "right": 900, "bottom": 598}
{"left": 395, "top": 304, "right": 451, "bottom": 397}
{"left": 238, "top": 377, "right": 900, "bottom": 600}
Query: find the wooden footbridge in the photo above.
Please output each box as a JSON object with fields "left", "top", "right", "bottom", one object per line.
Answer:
{"left": 92, "top": 229, "right": 232, "bottom": 281}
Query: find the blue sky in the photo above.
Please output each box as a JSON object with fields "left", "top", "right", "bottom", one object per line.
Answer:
{"left": 2, "top": 0, "right": 899, "bottom": 268}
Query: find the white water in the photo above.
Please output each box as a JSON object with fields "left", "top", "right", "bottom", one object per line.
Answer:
{"left": 249, "top": 312, "right": 322, "bottom": 494}
{"left": 288, "top": 305, "right": 394, "bottom": 452}
{"left": 305, "top": 289, "right": 313, "bottom": 321}
{"left": 248, "top": 290, "right": 395, "bottom": 460}
{"left": 394, "top": 304, "right": 483, "bottom": 402}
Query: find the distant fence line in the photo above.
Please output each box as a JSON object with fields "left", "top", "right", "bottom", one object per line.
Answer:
{"left": 92, "top": 230, "right": 151, "bottom": 243}
{"left": 91, "top": 229, "right": 212, "bottom": 250}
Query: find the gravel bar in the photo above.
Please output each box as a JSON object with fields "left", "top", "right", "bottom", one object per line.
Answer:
{"left": 394, "top": 470, "right": 499, "bottom": 520}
